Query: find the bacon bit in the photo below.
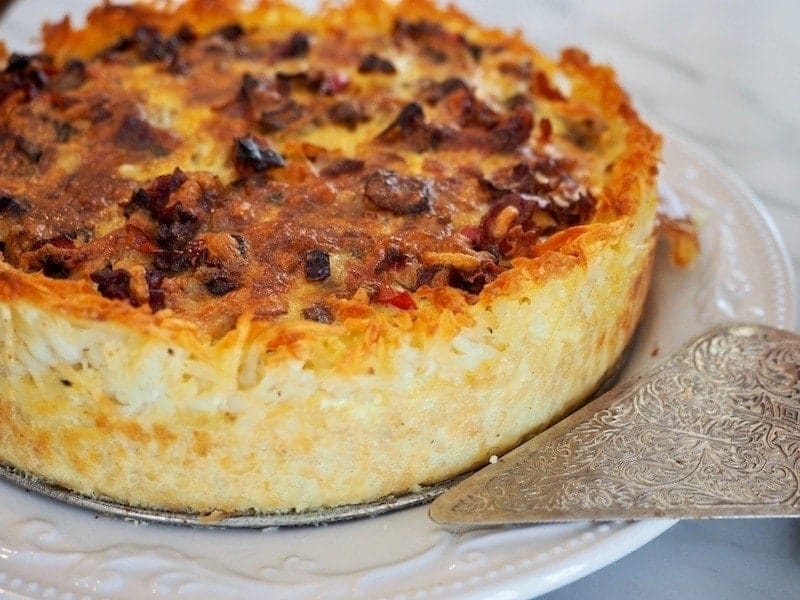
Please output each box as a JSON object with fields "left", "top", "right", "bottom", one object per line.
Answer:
{"left": 489, "top": 106, "right": 533, "bottom": 153}
{"left": 327, "top": 100, "right": 367, "bottom": 130}
{"left": 175, "top": 24, "right": 198, "bottom": 43}
{"left": 145, "top": 269, "right": 166, "bottom": 311}
{"left": 480, "top": 160, "right": 596, "bottom": 233}
{"left": 0, "top": 193, "right": 30, "bottom": 217}
{"left": 466, "top": 102, "right": 502, "bottom": 131}
{"left": 90, "top": 267, "right": 136, "bottom": 303}
{"left": 376, "top": 102, "right": 442, "bottom": 151}
{"left": 274, "top": 70, "right": 317, "bottom": 94}
{"left": 415, "top": 265, "right": 450, "bottom": 288}
{"left": 421, "top": 251, "right": 482, "bottom": 272}
{"left": 132, "top": 26, "right": 179, "bottom": 62}
{"left": 88, "top": 100, "right": 112, "bottom": 123}
{"left": 489, "top": 205, "right": 519, "bottom": 239}
{"left": 447, "top": 261, "right": 502, "bottom": 295}
{"left": 36, "top": 234, "right": 75, "bottom": 250}
{"left": 153, "top": 250, "right": 190, "bottom": 274}
{"left": 102, "top": 24, "right": 196, "bottom": 69}
{"left": 214, "top": 23, "right": 245, "bottom": 41}
{"left": 124, "top": 168, "right": 188, "bottom": 217}
{"left": 394, "top": 102, "right": 425, "bottom": 135}
{"left": 205, "top": 272, "right": 239, "bottom": 296}
{"left": 102, "top": 34, "right": 136, "bottom": 55}
{"left": 533, "top": 71, "right": 566, "bottom": 102}
{"left": 393, "top": 18, "right": 443, "bottom": 41}
{"left": 303, "top": 248, "right": 331, "bottom": 281}
{"left": 422, "top": 77, "right": 469, "bottom": 104}
{"left": 319, "top": 158, "right": 364, "bottom": 177}
{"left": 374, "top": 244, "right": 409, "bottom": 273}
{"left": 113, "top": 115, "right": 170, "bottom": 155}
{"left": 420, "top": 44, "right": 447, "bottom": 64}
{"left": 445, "top": 88, "right": 500, "bottom": 130}
{"left": 478, "top": 197, "right": 531, "bottom": 251}
{"left": 0, "top": 53, "right": 51, "bottom": 103}
{"left": 167, "top": 55, "right": 188, "bottom": 75}
{"left": 53, "top": 58, "right": 86, "bottom": 91}
{"left": 538, "top": 117, "right": 553, "bottom": 144}
{"left": 5, "top": 54, "right": 37, "bottom": 72}
{"left": 487, "top": 160, "right": 560, "bottom": 196}
{"left": 259, "top": 100, "right": 305, "bottom": 133}
{"left": 233, "top": 135, "right": 285, "bottom": 177}
{"left": 364, "top": 169, "right": 432, "bottom": 214}
{"left": 358, "top": 53, "right": 396, "bottom": 74}
{"left": 375, "top": 287, "right": 417, "bottom": 310}
{"left": 393, "top": 18, "right": 480, "bottom": 63}
{"left": 277, "top": 32, "right": 310, "bottom": 59}
{"left": 41, "top": 256, "right": 70, "bottom": 279}
{"left": 155, "top": 205, "right": 200, "bottom": 251}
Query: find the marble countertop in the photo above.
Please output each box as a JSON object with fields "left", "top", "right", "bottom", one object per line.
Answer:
{"left": 1, "top": 1, "right": 798, "bottom": 598}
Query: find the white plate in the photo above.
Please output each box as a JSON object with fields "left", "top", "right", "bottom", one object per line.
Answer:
{"left": 0, "top": 130, "right": 795, "bottom": 600}
{"left": 0, "top": 4, "right": 796, "bottom": 597}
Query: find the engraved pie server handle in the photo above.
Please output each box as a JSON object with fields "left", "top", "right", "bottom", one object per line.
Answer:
{"left": 429, "top": 323, "right": 800, "bottom": 530}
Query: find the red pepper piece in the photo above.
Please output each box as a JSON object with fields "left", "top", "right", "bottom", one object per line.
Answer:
{"left": 375, "top": 287, "right": 417, "bottom": 310}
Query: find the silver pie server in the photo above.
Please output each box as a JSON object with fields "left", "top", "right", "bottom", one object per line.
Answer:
{"left": 430, "top": 323, "right": 800, "bottom": 530}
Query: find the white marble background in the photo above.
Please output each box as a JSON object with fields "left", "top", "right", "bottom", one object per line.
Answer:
{"left": 1, "top": 1, "right": 798, "bottom": 598}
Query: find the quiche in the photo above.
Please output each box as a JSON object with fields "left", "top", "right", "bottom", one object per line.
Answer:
{"left": 0, "top": 0, "right": 661, "bottom": 514}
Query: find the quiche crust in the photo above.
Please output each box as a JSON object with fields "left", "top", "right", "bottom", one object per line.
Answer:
{"left": 0, "top": 0, "right": 660, "bottom": 513}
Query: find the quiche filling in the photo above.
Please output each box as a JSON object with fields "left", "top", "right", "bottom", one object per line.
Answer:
{"left": 0, "top": 9, "right": 601, "bottom": 336}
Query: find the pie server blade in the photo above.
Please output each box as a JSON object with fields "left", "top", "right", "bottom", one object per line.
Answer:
{"left": 429, "top": 323, "right": 800, "bottom": 530}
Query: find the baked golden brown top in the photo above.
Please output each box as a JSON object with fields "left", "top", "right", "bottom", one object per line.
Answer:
{"left": 0, "top": 0, "right": 635, "bottom": 336}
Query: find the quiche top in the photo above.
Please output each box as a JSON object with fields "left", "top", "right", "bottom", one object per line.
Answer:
{"left": 0, "top": 0, "right": 621, "bottom": 336}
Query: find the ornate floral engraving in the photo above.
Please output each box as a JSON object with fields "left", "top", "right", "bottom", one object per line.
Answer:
{"left": 432, "top": 325, "right": 800, "bottom": 524}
